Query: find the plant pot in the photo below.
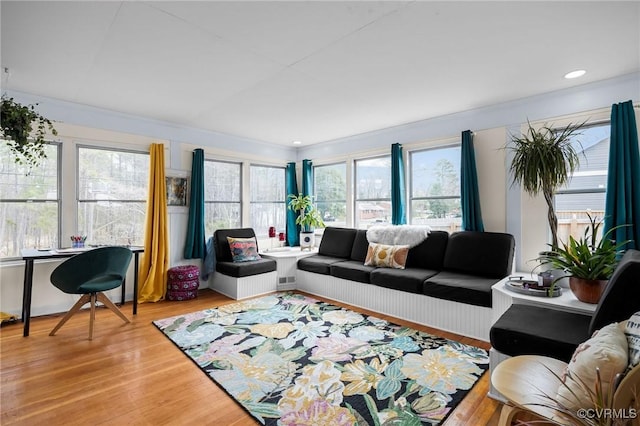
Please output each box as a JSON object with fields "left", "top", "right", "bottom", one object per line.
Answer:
{"left": 300, "top": 232, "right": 315, "bottom": 251}
{"left": 569, "top": 276, "right": 608, "bottom": 304}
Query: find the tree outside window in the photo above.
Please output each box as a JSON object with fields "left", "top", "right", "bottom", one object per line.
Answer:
{"left": 314, "top": 162, "right": 347, "bottom": 227}
{"left": 77, "top": 146, "right": 148, "bottom": 246}
{"left": 0, "top": 141, "right": 60, "bottom": 258}
{"left": 204, "top": 159, "right": 241, "bottom": 235}
{"left": 410, "top": 146, "right": 461, "bottom": 232}
{"left": 355, "top": 156, "right": 391, "bottom": 229}
{"left": 250, "top": 165, "right": 285, "bottom": 237}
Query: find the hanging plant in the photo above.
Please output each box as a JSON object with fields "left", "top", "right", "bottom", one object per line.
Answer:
{"left": 1, "top": 94, "right": 58, "bottom": 169}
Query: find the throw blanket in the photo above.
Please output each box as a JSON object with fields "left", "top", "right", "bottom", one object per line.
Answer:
{"left": 366, "top": 224, "right": 431, "bottom": 248}
{"left": 200, "top": 236, "right": 216, "bottom": 280}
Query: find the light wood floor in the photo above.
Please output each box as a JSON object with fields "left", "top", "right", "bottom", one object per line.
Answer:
{"left": 1, "top": 289, "right": 505, "bottom": 425}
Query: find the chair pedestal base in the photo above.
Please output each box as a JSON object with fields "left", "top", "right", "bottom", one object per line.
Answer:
{"left": 50, "top": 292, "right": 130, "bottom": 340}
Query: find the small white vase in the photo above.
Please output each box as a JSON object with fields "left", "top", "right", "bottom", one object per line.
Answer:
{"left": 300, "top": 232, "right": 315, "bottom": 251}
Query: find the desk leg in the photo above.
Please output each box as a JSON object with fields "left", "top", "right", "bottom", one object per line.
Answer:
{"left": 121, "top": 279, "right": 126, "bottom": 306}
{"left": 22, "top": 259, "right": 34, "bottom": 337}
{"left": 133, "top": 252, "right": 140, "bottom": 315}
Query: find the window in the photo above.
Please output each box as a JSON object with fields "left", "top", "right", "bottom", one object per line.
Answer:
{"left": 250, "top": 165, "right": 285, "bottom": 237}
{"left": 77, "top": 146, "right": 149, "bottom": 246}
{"left": 204, "top": 159, "right": 241, "bottom": 235}
{"left": 355, "top": 156, "right": 391, "bottom": 229}
{"left": 314, "top": 163, "right": 347, "bottom": 227}
{"left": 555, "top": 122, "right": 610, "bottom": 242}
{"left": 0, "top": 141, "right": 60, "bottom": 258}
{"left": 410, "top": 145, "right": 462, "bottom": 232}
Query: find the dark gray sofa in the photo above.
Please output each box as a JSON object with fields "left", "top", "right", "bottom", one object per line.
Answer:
{"left": 298, "top": 226, "right": 515, "bottom": 308}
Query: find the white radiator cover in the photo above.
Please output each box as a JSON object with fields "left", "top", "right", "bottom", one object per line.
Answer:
{"left": 296, "top": 270, "right": 492, "bottom": 342}
{"left": 211, "top": 271, "right": 277, "bottom": 300}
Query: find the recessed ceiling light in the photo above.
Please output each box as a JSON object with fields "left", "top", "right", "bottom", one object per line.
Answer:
{"left": 292, "top": 140, "right": 302, "bottom": 145}
{"left": 564, "top": 69, "right": 586, "bottom": 79}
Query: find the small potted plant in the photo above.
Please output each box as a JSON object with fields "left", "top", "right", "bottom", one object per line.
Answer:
{"left": 1, "top": 95, "right": 58, "bottom": 170}
{"left": 537, "top": 213, "right": 629, "bottom": 303}
{"left": 288, "top": 193, "right": 325, "bottom": 250}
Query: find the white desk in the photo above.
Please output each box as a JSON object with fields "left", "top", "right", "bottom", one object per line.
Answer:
{"left": 260, "top": 248, "right": 317, "bottom": 290}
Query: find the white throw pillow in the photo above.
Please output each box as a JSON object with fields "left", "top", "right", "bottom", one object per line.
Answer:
{"left": 556, "top": 323, "right": 628, "bottom": 410}
{"left": 364, "top": 243, "right": 409, "bottom": 269}
{"left": 624, "top": 311, "right": 640, "bottom": 373}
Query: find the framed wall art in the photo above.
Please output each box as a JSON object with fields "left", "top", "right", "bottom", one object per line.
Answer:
{"left": 166, "top": 176, "right": 188, "bottom": 206}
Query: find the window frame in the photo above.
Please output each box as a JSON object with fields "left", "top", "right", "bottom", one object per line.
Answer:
{"left": 408, "top": 143, "right": 462, "bottom": 231}
{"left": 554, "top": 120, "right": 610, "bottom": 199}
{"left": 0, "top": 141, "right": 62, "bottom": 260}
{"left": 76, "top": 144, "right": 149, "bottom": 246}
{"left": 249, "top": 163, "right": 286, "bottom": 237}
{"left": 203, "top": 158, "right": 243, "bottom": 233}
{"left": 354, "top": 154, "right": 392, "bottom": 228}
{"left": 553, "top": 120, "right": 611, "bottom": 242}
{"left": 313, "top": 161, "right": 348, "bottom": 228}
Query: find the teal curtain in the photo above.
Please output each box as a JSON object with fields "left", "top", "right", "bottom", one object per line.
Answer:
{"left": 286, "top": 162, "right": 300, "bottom": 246}
{"left": 460, "top": 130, "right": 485, "bottom": 232}
{"left": 604, "top": 100, "right": 640, "bottom": 251}
{"left": 302, "top": 159, "right": 313, "bottom": 198}
{"left": 184, "top": 149, "right": 206, "bottom": 259}
{"left": 391, "top": 143, "right": 406, "bottom": 225}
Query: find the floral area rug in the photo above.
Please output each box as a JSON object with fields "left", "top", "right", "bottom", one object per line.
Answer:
{"left": 153, "top": 293, "right": 489, "bottom": 425}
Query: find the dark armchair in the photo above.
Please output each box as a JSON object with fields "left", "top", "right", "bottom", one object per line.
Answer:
{"left": 490, "top": 249, "right": 640, "bottom": 361}
{"left": 49, "top": 246, "right": 133, "bottom": 340}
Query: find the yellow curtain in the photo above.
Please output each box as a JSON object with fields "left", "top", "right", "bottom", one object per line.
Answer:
{"left": 138, "top": 143, "right": 169, "bottom": 302}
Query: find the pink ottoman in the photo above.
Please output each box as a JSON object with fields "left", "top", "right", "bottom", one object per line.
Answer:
{"left": 167, "top": 265, "right": 199, "bottom": 301}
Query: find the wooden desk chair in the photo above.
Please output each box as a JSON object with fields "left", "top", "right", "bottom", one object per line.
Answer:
{"left": 492, "top": 355, "right": 640, "bottom": 425}
{"left": 49, "top": 246, "right": 132, "bottom": 340}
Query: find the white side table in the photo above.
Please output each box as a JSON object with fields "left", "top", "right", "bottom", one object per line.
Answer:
{"left": 489, "top": 274, "right": 596, "bottom": 401}
{"left": 492, "top": 273, "right": 596, "bottom": 324}
{"left": 260, "top": 248, "right": 317, "bottom": 290}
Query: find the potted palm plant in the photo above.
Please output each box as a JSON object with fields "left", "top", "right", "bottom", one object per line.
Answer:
{"left": 537, "top": 213, "right": 628, "bottom": 303}
{"left": 509, "top": 120, "right": 585, "bottom": 249}
{"left": 1, "top": 95, "right": 58, "bottom": 170}
{"left": 288, "top": 193, "right": 325, "bottom": 250}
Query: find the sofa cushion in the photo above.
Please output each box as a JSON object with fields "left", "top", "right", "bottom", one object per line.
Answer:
{"left": 297, "top": 255, "right": 345, "bottom": 275}
{"left": 490, "top": 304, "right": 592, "bottom": 362}
{"left": 442, "top": 231, "right": 514, "bottom": 278}
{"left": 370, "top": 267, "right": 439, "bottom": 294}
{"left": 227, "top": 236, "right": 261, "bottom": 262}
{"left": 318, "top": 227, "right": 357, "bottom": 258}
{"left": 214, "top": 228, "right": 258, "bottom": 262}
{"left": 556, "top": 322, "right": 628, "bottom": 410}
{"left": 405, "top": 230, "right": 449, "bottom": 270}
{"left": 350, "top": 229, "right": 369, "bottom": 262}
{"left": 216, "top": 258, "right": 276, "bottom": 278}
{"left": 422, "top": 271, "right": 498, "bottom": 307}
{"left": 364, "top": 243, "right": 409, "bottom": 269}
{"left": 330, "top": 260, "right": 376, "bottom": 283}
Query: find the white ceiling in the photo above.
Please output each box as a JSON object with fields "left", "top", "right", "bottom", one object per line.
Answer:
{"left": 1, "top": 1, "right": 639, "bottom": 147}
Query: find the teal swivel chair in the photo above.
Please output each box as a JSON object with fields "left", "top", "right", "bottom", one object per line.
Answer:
{"left": 50, "top": 246, "right": 133, "bottom": 339}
